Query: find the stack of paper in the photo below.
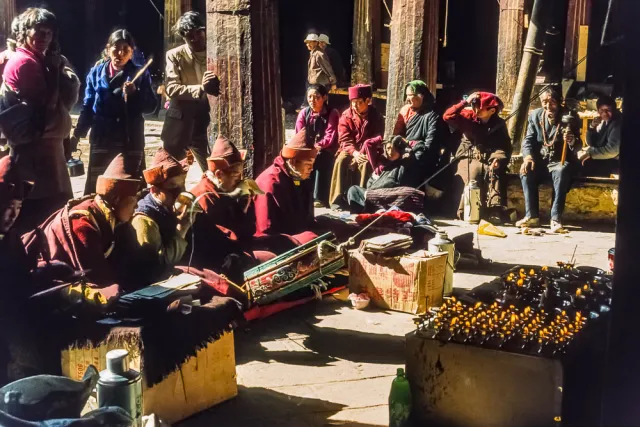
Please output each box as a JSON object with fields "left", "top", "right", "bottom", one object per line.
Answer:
{"left": 360, "top": 233, "right": 413, "bottom": 255}
{"left": 119, "top": 273, "right": 201, "bottom": 307}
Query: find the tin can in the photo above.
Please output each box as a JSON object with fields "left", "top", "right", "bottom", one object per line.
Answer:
{"left": 97, "top": 349, "right": 143, "bottom": 426}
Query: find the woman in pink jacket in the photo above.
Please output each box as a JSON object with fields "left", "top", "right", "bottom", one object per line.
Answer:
{"left": 295, "top": 84, "right": 339, "bottom": 207}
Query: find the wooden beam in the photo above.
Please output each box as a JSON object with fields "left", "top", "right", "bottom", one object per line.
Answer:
{"left": 351, "top": 0, "right": 381, "bottom": 86}
{"left": 496, "top": 0, "right": 526, "bottom": 106}
{"left": 207, "top": 0, "right": 283, "bottom": 176}
{"left": 165, "top": 0, "right": 193, "bottom": 52}
{"left": 0, "top": 0, "right": 16, "bottom": 47}
{"left": 384, "top": 0, "right": 439, "bottom": 138}
{"left": 563, "top": 0, "right": 591, "bottom": 79}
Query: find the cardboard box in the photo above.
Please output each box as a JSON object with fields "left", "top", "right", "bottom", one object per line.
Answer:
{"left": 348, "top": 250, "right": 447, "bottom": 314}
{"left": 61, "top": 331, "right": 237, "bottom": 423}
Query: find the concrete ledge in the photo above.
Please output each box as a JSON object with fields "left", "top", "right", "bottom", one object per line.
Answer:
{"left": 507, "top": 174, "right": 618, "bottom": 223}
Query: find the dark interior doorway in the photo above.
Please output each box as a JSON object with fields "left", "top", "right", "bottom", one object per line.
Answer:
{"left": 278, "top": 0, "right": 354, "bottom": 104}
{"left": 438, "top": 0, "right": 500, "bottom": 102}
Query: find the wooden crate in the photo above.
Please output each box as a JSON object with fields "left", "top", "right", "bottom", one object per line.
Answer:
{"left": 61, "top": 331, "right": 237, "bottom": 423}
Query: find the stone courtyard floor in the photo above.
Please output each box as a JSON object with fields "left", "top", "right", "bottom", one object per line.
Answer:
{"left": 71, "top": 117, "right": 616, "bottom": 426}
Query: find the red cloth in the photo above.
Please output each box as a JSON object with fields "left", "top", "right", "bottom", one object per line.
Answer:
{"left": 355, "top": 210, "right": 414, "bottom": 227}
{"left": 337, "top": 106, "right": 384, "bottom": 166}
{"left": 2, "top": 47, "right": 47, "bottom": 105}
{"left": 254, "top": 156, "right": 318, "bottom": 245}
{"left": 348, "top": 84, "right": 372, "bottom": 100}
{"left": 40, "top": 198, "right": 118, "bottom": 286}
{"left": 392, "top": 104, "right": 418, "bottom": 138}
{"left": 476, "top": 92, "right": 503, "bottom": 111}
{"left": 244, "top": 286, "right": 346, "bottom": 321}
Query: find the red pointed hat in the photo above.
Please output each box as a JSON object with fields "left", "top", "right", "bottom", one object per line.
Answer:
{"left": 143, "top": 148, "right": 188, "bottom": 185}
{"left": 477, "top": 92, "right": 504, "bottom": 112}
{"left": 96, "top": 154, "right": 141, "bottom": 198}
{"left": 281, "top": 128, "right": 318, "bottom": 160}
{"left": 348, "top": 84, "right": 373, "bottom": 100}
{"left": 0, "top": 155, "right": 33, "bottom": 202}
{"left": 207, "top": 136, "right": 247, "bottom": 172}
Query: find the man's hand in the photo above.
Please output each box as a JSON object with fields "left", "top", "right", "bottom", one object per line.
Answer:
{"left": 590, "top": 116, "right": 602, "bottom": 130}
{"left": 578, "top": 149, "right": 591, "bottom": 164}
{"left": 46, "top": 52, "right": 63, "bottom": 69}
{"left": 520, "top": 156, "right": 535, "bottom": 175}
{"left": 564, "top": 128, "right": 576, "bottom": 147}
{"left": 490, "top": 158, "right": 500, "bottom": 170}
{"left": 466, "top": 92, "right": 479, "bottom": 105}
{"left": 123, "top": 81, "right": 137, "bottom": 95}
{"left": 202, "top": 71, "right": 220, "bottom": 96}
{"left": 353, "top": 151, "right": 368, "bottom": 165}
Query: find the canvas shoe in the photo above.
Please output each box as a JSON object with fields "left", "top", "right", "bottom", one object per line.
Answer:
{"left": 550, "top": 219, "right": 569, "bottom": 234}
{"left": 515, "top": 216, "right": 540, "bottom": 227}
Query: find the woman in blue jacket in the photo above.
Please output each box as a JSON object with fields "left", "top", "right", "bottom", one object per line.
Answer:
{"left": 72, "top": 29, "right": 156, "bottom": 195}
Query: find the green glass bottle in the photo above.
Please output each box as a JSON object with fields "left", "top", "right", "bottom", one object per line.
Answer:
{"left": 389, "top": 368, "right": 412, "bottom": 427}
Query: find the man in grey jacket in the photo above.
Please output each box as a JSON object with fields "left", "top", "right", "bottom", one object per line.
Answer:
{"left": 161, "top": 11, "right": 219, "bottom": 171}
{"left": 578, "top": 96, "right": 621, "bottom": 177}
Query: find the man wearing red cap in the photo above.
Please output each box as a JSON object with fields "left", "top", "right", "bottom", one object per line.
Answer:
{"left": 444, "top": 92, "right": 512, "bottom": 223}
{"left": 116, "top": 149, "right": 193, "bottom": 288}
{"left": 187, "top": 136, "right": 271, "bottom": 283}
{"left": 254, "top": 129, "right": 320, "bottom": 251}
{"left": 32, "top": 154, "right": 139, "bottom": 305}
{"left": 329, "top": 84, "right": 385, "bottom": 208}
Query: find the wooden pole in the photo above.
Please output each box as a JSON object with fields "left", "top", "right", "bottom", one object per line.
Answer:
{"left": 0, "top": 0, "right": 16, "bottom": 47}
{"left": 507, "top": 0, "right": 553, "bottom": 153}
{"left": 165, "top": 0, "right": 193, "bottom": 53}
{"left": 384, "top": 0, "right": 439, "bottom": 139}
{"left": 496, "top": 0, "right": 526, "bottom": 108}
{"left": 351, "top": 0, "right": 381, "bottom": 86}
{"left": 601, "top": 1, "right": 640, "bottom": 424}
{"left": 563, "top": 0, "right": 591, "bottom": 80}
{"left": 207, "top": 0, "right": 283, "bottom": 177}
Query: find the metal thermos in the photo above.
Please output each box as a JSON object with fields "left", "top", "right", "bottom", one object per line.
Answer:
{"left": 463, "top": 179, "right": 481, "bottom": 224}
{"left": 67, "top": 157, "right": 85, "bottom": 177}
{"left": 428, "top": 231, "right": 455, "bottom": 296}
{"left": 97, "top": 349, "right": 143, "bottom": 426}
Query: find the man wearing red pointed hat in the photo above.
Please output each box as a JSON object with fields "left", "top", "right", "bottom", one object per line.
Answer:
{"left": 443, "top": 92, "right": 512, "bottom": 223}
{"left": 329, "top": 84, "right": 385, "bottom": 208}
{"left": 31, "top": 153, "right": 139, "bottom": 305}
{"left": 114, "top": 148, "right": 193, "bottom": 288}
{"left": 254, "top": 129, "right": 320, "bottom": 251}
{"left": 187, "top": 135, "right": 273, "bottom": 284}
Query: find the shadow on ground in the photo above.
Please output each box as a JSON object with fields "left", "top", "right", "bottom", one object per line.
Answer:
{"left": 235, "top": 299, "right": 406, "bottom": 367}
{"left": 178, "top": 385, "right": 384, "bottom": 427}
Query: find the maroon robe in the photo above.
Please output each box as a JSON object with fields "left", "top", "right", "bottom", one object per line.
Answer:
{"left": 254, "top": 156, "right": 318, "bottom": 251}
{"left": 39, "top": 197, "right": 118, "bottom": 287}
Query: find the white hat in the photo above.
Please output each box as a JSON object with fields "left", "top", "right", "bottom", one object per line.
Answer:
{"left": 304, "top": 33, "right": 319, "bottom": 42}
{"left": 318, "top": 34, "right": 330, "bottom": 44}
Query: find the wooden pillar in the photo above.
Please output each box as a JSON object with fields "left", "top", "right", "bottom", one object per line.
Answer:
{"left": 0, "top": 0, "right": 16, "bottom": 47}
{"left": 351, "top": 0, "right": 381, "bottom": 86}
{"left": 207, "top": 0, "right": 283, "bottom": 176}
{"left": 384, "top": 0, "right": 439, "bottom": 138}
{"left": 496, "top": 0, "right": 526, "bottom": 107}
{"left": 563, "top": 0, "right": 591, "bottom": 80}
{"left": 165, "top": 0, "right": 193, "bottom": 52}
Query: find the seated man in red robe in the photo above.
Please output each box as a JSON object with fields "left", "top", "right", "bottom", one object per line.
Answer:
{"left": 329, "top": 84, "right": 385, "bottom": 209}
{"left": 188, "top": 136, "right": 273, "bottom": 284}
{"left": 36, "top": 154, "right": 139, "bottom": 307}
{"left": 254, "top": 129, "right": 320, "bottom": 253}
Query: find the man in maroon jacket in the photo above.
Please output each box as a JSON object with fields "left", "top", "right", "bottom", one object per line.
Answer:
{"left": 188, "top": 136, "right": 274, "bottom": 283}
{"left": 329, "top": 84, "right": 384, "bottom": 209}
{"left": 254, "top": 129, "right": 319, "bottom": 253}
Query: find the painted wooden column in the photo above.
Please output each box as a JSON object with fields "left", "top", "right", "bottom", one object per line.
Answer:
{"left": 207, "top": 0, "right": 283, "bottom": 176}
{"left": 165, "top": 0, "right": 193, "bottom": 52}
{"left": 496, "top": 0, "right": 526, "bottom": 108}
{"left": 563, "top": 0, "right": 591, "bottom": 80}
{"left": 351, "top": 0, "right": 381, "bottom": 86}
{"left": 384, "top": 0, "right": 439, "bottom": 138}
{"left": 0, "top": 0, "right": 16, "bottom": 47}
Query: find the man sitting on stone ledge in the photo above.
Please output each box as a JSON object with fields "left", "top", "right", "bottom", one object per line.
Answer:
{"left": 516, "top": 88, "right": 582, "bottom": 233}
{"left": 578, "top": 95, "right": 621, "bottom": 177}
